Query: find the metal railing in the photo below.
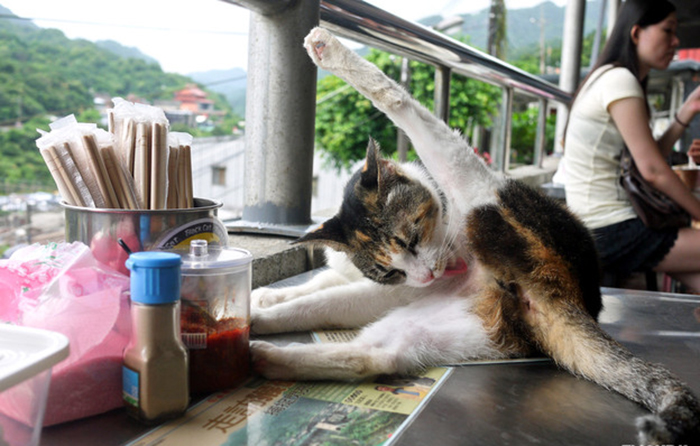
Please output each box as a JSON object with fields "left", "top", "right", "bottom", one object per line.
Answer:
{"left": 222, "top": 0, "right": 572, "bottom": 233}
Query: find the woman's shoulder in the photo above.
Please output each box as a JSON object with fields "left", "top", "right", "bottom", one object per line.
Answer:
{"left": 597, "top": 65, "right": 638, "bottom": 85}
{"left": 588, "top": 65, "right": 644, "bottom": 103}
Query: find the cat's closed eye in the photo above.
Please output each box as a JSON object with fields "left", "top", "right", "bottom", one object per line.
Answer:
{"left": 393, "top": 235, "right": 419, "bottom": 255}
{"left": 383, "top": 269, "right": 406, "bottom": 282}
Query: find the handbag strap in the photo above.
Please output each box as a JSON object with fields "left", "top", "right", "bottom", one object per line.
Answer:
{"left": 575, "top": 64, "right": 615, "bottom": 102}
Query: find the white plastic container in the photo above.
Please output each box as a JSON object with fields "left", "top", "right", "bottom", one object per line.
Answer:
{"left": 0, "top": 325, "right": 70, "bottom": 446}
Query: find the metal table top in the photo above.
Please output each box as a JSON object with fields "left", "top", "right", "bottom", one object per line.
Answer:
{"left": 40, "top": 272, "right": 700, "bottom": 446}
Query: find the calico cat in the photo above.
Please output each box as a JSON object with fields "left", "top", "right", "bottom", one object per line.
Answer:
{"left": 250, "top": 27, "right": 700, "bottom": 444}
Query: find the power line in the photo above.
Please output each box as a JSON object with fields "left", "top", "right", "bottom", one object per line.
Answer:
{"left": 0, "top": 13, "right": 247, "bottom": 36}
{"left": 203, "top": 74, "right": 247, "bottom": 87}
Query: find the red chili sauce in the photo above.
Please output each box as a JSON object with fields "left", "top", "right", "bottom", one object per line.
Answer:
{"left": 181, "top": 304, "right": 250, "bottom": 395}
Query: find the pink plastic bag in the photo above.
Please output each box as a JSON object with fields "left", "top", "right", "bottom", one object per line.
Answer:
{"left": 0, "top": 242, "right": 131, "bottom": 426}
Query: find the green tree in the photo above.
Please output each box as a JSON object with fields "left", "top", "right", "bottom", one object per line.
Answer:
{"left": 0, "top": 116, "right": 53, "bottom": 190}
{"left": 313, "top": 49, "right": 501, "bottom": 170}
{"left": 510, "top": 105, "right": 556, "bottom": 166}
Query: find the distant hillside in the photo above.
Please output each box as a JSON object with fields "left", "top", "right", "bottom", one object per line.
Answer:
{"left": 0, "top": 4, "right": 36, "bottom": 31}
{"left": 95, "top": 39, "right": 159, "bottom": 65}
{"left": 188, "top": 68, "right": 247, "bottom": 116}
{"left": 442, "top": 0, "right": 605, "bottom": 57}
{"left": 0, "top": 3, "right": 234, "bottom": 188}
{"left": 0, "top": 4, "right": 216, "bottom": 126}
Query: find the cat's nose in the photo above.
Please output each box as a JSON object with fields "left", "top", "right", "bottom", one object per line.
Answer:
{"left": 421, "top": 271, "right": 435, "bottom": 284}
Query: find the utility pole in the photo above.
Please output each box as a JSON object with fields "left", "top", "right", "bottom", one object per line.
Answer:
{"left": 531, "top": 5, "right": 547, "bottom": 74}
{"left": 487, "top": 0, "right": 507, "bottom": 60}
{"left": 539, "top": 4, "right": 546, "bottom": 74}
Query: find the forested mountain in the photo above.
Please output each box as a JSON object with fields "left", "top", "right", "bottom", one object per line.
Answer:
{"left": 0, "top": 7, "right": 201, "bottom": 126}
{"left": 0, "top": 4, "right": 234, "bottom": 189}
{"left": 418, "top": 0, "right": 606, "bottom": 60}
{"left": 94, "top": 40, "right": 159, "bottom": 65}
{"left": 188, "top": 68, "right": 247, "bottom": 116}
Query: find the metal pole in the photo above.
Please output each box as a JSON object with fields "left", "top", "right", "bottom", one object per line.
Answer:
{"left": 534, "top": 98, "right": 548, "bottom": 168}
{"left": 241, "top": 0, "right": 319, "bottom": 226}
{"left": 218, "top": 0, "right": 292, "bottom": 16}
{"left": 434, "top": 66, "right": 451, "bottom": 123}
{"left": 554, "top": 0, "right": 585, "bottom": 154}
{"left": 608, "top": 0, "right": 621, "bottom": 37}
{"left": 589, "top": 0, "right": 607, "bottom": 68}
{"left": 397, "top": 57, "right": 411, "bottom": 162}
{"left": 494, "top": 87, "right": 513, "bottom": 172}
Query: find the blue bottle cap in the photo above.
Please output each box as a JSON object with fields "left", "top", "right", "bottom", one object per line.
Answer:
{"left": 126, "top": 252, "right": 182, "bottom": 304}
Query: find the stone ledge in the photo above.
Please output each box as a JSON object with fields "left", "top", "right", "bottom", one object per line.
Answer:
{"left": 226, "top": 233, "right": 324, "bottom": 289}
{"left": 507, "top": 155, "right": 560, "bottom": 187}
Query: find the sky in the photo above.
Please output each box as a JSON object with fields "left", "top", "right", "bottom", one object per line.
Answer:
{"left": 0, "top": 0, "right": 567, "bottom": 75}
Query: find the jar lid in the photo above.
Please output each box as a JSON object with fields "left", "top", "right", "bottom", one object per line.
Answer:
{"left": 173, "top": 239, "right": 252, "bottom": 274}
{"left": 126, "top": 252, "right": 181, "bottom": 304}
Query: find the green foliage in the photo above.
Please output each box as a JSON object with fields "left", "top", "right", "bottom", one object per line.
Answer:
{"left": 314, "top": 49, "right": 501, "bottom": 170}
{"left": 0, "top": 24, "right": 194, "bottom": 124}
{"left": 510, "top": 105, "right": 556, "bottom": 166}
{"left": 0, "top": 116, "right": 53, "bottom": 189}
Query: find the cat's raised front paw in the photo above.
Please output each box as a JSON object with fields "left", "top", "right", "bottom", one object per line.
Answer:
{"left": 304, "top": 27, "right": 345, "bottom": 70}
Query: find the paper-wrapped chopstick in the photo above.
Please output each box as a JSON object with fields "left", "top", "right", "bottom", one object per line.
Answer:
{"left": 37, "top": 101, "right": 197, "bottom": 210}
{"left": 132, "top": 122, "right": 150, "bottom": 209}
{"left": 40, "top": 145, "right": 86, "bottom": 207}
{"left": 150, "top": 122, "right": 168, "bottom": 210}
{"left": 82, "top": 133, "right": 119, "bottom": 208}
{"left": 167, "top": 146, "right": 180, "bottom": 209}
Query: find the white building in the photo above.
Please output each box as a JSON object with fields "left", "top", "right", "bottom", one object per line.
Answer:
{"left": 189, "top": 135, "right": 356, "bottom": 220}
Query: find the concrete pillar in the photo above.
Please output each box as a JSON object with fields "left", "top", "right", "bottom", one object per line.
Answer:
{"left": 241, "top": 1, "right": 319, "bottom": 225}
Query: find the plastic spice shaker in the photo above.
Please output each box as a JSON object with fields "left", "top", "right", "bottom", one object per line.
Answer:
{"left": 123, "top": 252, "right": 189, "bottom": 423}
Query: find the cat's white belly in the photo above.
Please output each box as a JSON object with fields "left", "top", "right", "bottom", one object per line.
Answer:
{"left": 355, "top": 294, "right": 501, "bottom": 369}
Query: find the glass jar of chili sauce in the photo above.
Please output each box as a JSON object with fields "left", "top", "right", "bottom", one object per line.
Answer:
{"left": 167, "top": 240, "right": 252, "bottom": 395}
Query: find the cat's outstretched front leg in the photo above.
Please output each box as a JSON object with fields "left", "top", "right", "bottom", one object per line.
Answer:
{"left": 252, "top": 280, "right": 422, "bottom": 334}
{"left": 304, "top": 27, "right": 503, "bottom": 214}
{"left": 252, "top": 268, "right": 354, "bottom": 308}
{"left": 253, "top": 249, "right": 364, "bottom": 308}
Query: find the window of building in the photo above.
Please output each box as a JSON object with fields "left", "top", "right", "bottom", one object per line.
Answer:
{"left": 212, "top": 166, "right": 226, "bottom": 186}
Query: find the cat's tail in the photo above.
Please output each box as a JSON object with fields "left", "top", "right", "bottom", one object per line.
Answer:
{"left": 528, "top": 298, "right": 700, "bottom": 444}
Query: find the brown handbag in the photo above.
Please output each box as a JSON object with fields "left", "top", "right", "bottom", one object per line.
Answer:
{"left": 619, "top": 145, "right": 690, "bottom": 230}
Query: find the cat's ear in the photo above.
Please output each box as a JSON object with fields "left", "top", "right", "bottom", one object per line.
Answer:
{"left": 293, "top": 216, "right": 349, "bottom": 251}
{"left": 360, "top": 138, "right": 381, "bottom": 190}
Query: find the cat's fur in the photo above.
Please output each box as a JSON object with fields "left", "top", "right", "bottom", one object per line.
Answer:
{"left": 250, "top": 27, "right": 700, "bottom": 444}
